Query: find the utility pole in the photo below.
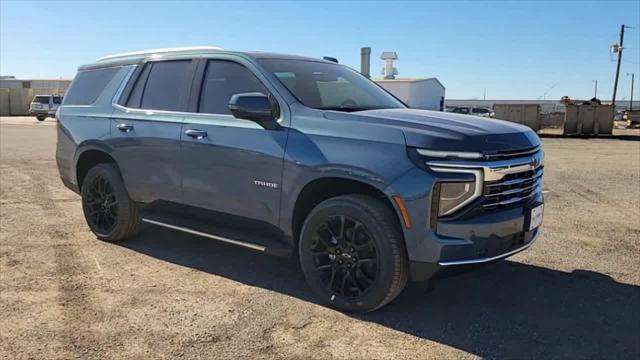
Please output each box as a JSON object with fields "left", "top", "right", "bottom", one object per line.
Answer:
{"left": 542, "top": 82, "right": 558, "bottom": 101}
{"left": 612, "top": 24, "right": 629, "bottom": 106}
{"left": 592, "top": 80, "right": 598, "bottom": 98}
{"left": 628, "top": 73, "right": 635, "bottom": 111}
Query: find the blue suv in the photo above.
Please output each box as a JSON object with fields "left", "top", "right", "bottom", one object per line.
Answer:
{"left": 57, "top": 47, "right": 544, "bottom": 312}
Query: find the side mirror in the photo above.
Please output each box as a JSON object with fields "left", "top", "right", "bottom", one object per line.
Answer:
{"left": 228, "top": 92, "right": 279, "bottom": 130}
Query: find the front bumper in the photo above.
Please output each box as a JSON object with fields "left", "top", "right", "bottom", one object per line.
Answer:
{"left": 438, "top": 228, "right": 539, "bottom": 266}
{"left": 30, "top": 110, "right": 55, "bottom": 116}
{"left": 385, "top": 149, "right": 545, "bottom": 281}
{"left": 407, "top": 200, "right": 542, "bottom": 281}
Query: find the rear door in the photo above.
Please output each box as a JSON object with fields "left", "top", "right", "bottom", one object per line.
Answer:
{"left": 180, "top": 57, "right": 288, "bottom": 227}
{"left": 110, "top": 59, "right": 196, "bottom": 206}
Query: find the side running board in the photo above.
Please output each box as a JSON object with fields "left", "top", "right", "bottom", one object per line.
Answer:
{"left": 142, "top": 218, "right": 267, "bottom": 252}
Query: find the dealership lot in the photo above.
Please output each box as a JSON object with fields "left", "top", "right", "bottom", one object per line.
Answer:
{"left": 1, "top": 117, "right": 639, "bottom": 359}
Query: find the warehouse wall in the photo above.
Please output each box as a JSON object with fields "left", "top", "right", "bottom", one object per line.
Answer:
{"left": 409, "top": 80, "right": 445, "bottom": 110}
{"left": 0, "top": 89, "right": 10, "bottom": 116}
{"left": 8, "top": 89, "right": 36, "bottom": 115}
{"left": 376, "top": 79, "right": 445, "bottom": 111}
{"left": 1, "top": 78, "right": 71, "bottom": 115}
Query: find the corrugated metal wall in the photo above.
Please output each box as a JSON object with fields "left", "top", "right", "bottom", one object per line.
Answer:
{"left": 0, "top": 87, "right": 67, "bottom": 115}
{"left": 1, "top": 79, "right": 70, "bottom": 115}
{"left": 0, "top": 89, "right": 10, "bottom": 116}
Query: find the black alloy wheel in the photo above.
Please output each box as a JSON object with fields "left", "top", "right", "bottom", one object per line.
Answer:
{"left": 81, "top": 163, "right": 140, "bottom": 242}
{"left": 310, "top": 215, "right": 379, "bottom": 299}
{"left": 299, "top": 194, "right": 409, "bottom": 313}
{"left": 84, "top": 174, "right": 119, "bottom": 235}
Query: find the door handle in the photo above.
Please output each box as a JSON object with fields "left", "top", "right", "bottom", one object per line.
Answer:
{"left": 185, "top": 129, "right": 208, "bottom": 140}
{"left": 116, "top": 123, "right": 134, "bottom": 133}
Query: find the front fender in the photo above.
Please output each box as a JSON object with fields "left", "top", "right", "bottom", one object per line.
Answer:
{"left": 278, "top": 120, "right": 414, "bottom": 242}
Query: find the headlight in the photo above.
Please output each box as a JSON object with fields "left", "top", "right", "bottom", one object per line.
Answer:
{"left": 430, "top": 167, "right": 483, "bottom": 216}
{"left": 436, "top": 182, "right": 478, "bottom": 216}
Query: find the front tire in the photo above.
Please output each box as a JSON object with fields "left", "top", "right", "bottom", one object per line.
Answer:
{"left": 36, "top": 116, "right": 45, "bottom": 121}
{"left": 299, "top": 194, "right": 409, "bottom": 313}
{"left": 81, "top": 163, "right": 140, "bottom": 242}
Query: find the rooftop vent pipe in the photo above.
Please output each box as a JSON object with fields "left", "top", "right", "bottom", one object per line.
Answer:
{"left": 360, "top": 47, "right": 371, "bottom": 78}
{"left": 381, "top": 51, "right": 398, "bottom": 79}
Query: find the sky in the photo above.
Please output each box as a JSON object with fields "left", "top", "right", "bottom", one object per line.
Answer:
{"left": 1, "top": 0, "right": 639, "bottom": 100}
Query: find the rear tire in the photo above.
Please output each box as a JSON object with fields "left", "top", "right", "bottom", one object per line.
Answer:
{"left": 81, "top": 163, "right": 140, "bottom": 242}
{"left": 299, "top": 194, "right": 409, "bottom": 313}
{"left": 36, "top": 116, "right": 45, "bottom": 121}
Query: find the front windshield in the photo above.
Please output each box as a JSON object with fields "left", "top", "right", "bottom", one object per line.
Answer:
{"left": 258, "top": 59, "right": 405, "bottom": 112}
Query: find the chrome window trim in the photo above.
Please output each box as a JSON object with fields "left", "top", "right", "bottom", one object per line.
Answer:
{"left": 111, "top": 57, "right": 289, "bottom": 127}
{"left": 430, "top": 167, "right": 483, "bottom": 216}
{"left": 111, "top": 65, "right": 137, "bottom": 106}
{"left": 112, "top": 102, "right": 236, "bottom": 119}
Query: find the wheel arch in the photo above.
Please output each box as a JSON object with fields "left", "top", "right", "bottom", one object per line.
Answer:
{"left": 74, "top": 144, "right": 119, "bottom": 190}
{"left": 290, "top": 176, "right": 405, "bottom": 248}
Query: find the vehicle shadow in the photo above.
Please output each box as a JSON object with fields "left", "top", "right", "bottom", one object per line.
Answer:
{"left": 121, "top": 227, "right": 640, "bottom": 359}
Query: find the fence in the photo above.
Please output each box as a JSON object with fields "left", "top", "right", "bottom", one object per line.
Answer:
{"left": 0, "top": 88, "right": 67, "bottom": 115}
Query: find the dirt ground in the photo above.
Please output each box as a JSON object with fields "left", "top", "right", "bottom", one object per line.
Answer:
{"left": 1, "top": 117, "right": 639, "bottom": 359}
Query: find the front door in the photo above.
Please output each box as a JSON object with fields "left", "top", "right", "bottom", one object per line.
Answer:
{"left": 180, "top": 59, "right": 288, "bottom": 227}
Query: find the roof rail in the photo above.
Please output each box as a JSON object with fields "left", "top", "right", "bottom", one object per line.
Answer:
{"left": 96, "top": 46, "right": 224, "bottom": 62}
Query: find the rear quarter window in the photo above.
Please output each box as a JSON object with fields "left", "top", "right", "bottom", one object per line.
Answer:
{"left": 64, "top": 67, "right": 119, "bottom": 105}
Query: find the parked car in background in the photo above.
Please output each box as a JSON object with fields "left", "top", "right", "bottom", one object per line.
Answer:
{"left": 29, "top": 95, "right": 62, "bottom": 121}
{"left": 448, "top": 106, "right": 495, "bottom": 118}
{"left": 627, "top": 110, "right": 640, "bottom": 128}
{"left": 57, "top": 47, "right": 544, "bottom": 313}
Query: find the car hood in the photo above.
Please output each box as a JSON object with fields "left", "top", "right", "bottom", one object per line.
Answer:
{"left": 323, "top": 108, "right": 540, "bottom": 153}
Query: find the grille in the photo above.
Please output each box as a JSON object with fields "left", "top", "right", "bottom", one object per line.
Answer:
{"left": 482, "top": 165, "right": 543, "bottom": 209}
{"left": 484, "top": 145, "right": 541, "bottom": 161}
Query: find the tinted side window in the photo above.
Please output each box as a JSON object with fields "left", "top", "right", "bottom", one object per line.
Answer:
{"left": 138, "top": 61, "right": 191, "bottom": 111}
{"left": 199, "top": 61, "right": 267, "bottom": 114}
{"left": 53, "top": 96, "right": 62, "bottom": 104}
{"left": 64, "top": 67, "right": 119, "bottom": 105}
{"left": 472, "top": 108, "right": 489, "bottom": 114}
{"left": 125, "top": 64, "right": 152, "bottom": 108}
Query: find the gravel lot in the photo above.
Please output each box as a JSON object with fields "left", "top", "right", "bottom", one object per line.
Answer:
{"left": 1, "top": 117, "right": 639, "bottom": 359}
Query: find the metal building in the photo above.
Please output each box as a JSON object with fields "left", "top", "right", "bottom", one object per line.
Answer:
{"left": 0, "top": 77, "right": 72, "bottom": 115}
{"left": 358, "top": 49, "right": 446, "bottom": 111}
{"left": 375, "top": 78, "right": 445, "bottom": 111}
